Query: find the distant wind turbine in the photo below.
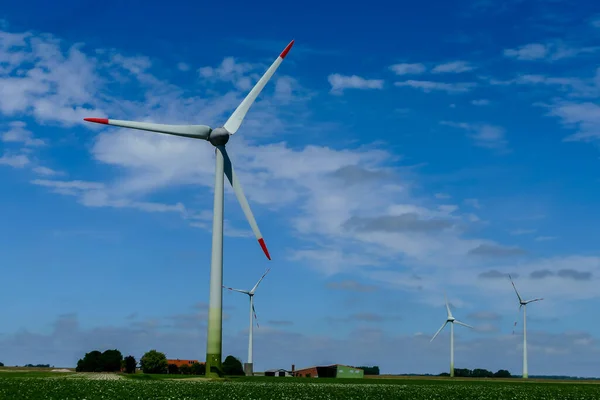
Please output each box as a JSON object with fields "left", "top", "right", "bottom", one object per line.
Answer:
{"left": 430, "top": 293, "right": 473, "bottom": 377}
{"left": 509, "top": 274, "right": 543, "bottom": 379}
{"left": 223, "top": 268, "right": 271, "bottom": 376}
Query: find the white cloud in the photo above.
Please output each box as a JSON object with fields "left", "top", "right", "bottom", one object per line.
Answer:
{"left": 0, "top": 153, "right": 29, "bottom": 168}
{"left": 2, "top": 24, "right": 598, "bottom": 315}
{"left": 471, "top": 99, "right": 490, "bottom": 106}
{"left": 328, "top": 74, "right": 384, "bottom": 95}
{"left": 394, "top": 80, "right": 475, "bottom": 93}
{"left": 33, "top": 166, "right": 61, "bottom": 176}
{"left": 177, "top": 62, "right": 190, "bottom": 71}
{"left": 504, "top": 42, "right": 600, "bottom": 62}
{"left": 464, "top": 198, "right": 481, "bottom": 209}
{"left": 441, "top": 121, "right": 509, "bottom": 151}
{"left": 197, "top": 56, "right": 264, "bottom": 91}
{"left": 504, "top": 43, "right": 548, "bottom": 60}
{"left": 1, "top": 121, "right": 44, "bottom": 146}
{"left": 432, "top": 61, "right": 475, "bottom": 74}
{"left": 510, "top": 229, "right": 536, "bottom": 236}
{"left": 547, "top": 101, "right": 600, "bottom": 142}
{"left": 389, "top": 63, "right": 426, "bottom": 75}
{"left": 535, "top": 236, "right": 558, "bottom": 242}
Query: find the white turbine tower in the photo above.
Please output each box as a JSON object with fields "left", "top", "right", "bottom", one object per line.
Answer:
{"left": 83, "top": 40, "right": 294, "bottom": 377}
{"left": 223, "top": 267, "right": 270, "bottom": 376}
{"left": 430, "top": 294, "right": 473, "bottom": 378}
{"left": 509, "top": 274, "right": 543, "bottom": 379}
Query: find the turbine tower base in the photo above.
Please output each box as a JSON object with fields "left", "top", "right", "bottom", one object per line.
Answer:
{"left": 205, "top": 354, "right": 224, "bottom": 378}
{"left": 244, "top": 363, "right": 254, "bottom": 376}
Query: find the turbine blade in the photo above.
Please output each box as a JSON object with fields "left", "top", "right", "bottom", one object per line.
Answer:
{"left": 431, "top": 321, "right": 448, "bottom": 342}
{"left": 525, "top": 298, "right": 543, "bottom": 304}
{"left": 219, "top": 146, "right": 271, "bottom": 260}
{"left": 454, "top": 320, "right": 474, "bottom": 329}
{"left": 222, "top": 285, "right": 250, "bottom": 295}
{"left": 250, "top": 268, "right": 271, "bottom": 294}
{"left": 252, "top": 304, "right": 259, "bottom": 328}
{"left": 508, "top": 274, "right": 523, "bottom": 303}
{"left": 83, "top": 118, "right": 212, "bottom": 140}
{"left": 223, "top": 40, "right": 294, "bottom": 134}
{"left": 444, "top": 292, "right": 453, "bottom": 318}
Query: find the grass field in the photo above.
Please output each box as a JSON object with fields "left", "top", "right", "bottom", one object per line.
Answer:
{"left": 0, "top": 371, "right": 599, "bottom": 399}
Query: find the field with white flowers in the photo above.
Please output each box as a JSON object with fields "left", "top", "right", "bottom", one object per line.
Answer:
{"left": 1, "top": 371, "right": 599, "bottom": 399}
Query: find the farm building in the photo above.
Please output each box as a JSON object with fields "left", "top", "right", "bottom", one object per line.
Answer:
{"left": 264, "top": 368, "right": 293, "bottom": 377}
{"left": 167, "top": 359, "right": 203, "bottom": 368}
{"left": 293, "top": 364, "right": 364, "bottom": 378}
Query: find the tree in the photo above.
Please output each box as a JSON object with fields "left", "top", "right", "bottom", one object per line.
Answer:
{"left": 0, "top": 362, "right": 3, "bottom": 367}
{"left": 76, "top": 350, "right": 103, "bottom": 372}
{"left": 222, "top": 355, "right": 244, "bottom": 375}
{"left": 168, "top": 363, "right": 180, "bottom": 374}
{"left": 472, "top": 368, "right": 493, "bottom": 378}
{"left": 357, "top": 366, "right": 380, "bottom": 375}
{"left": 179, "top": 364, "right": 191, "bottom": 375}
{"left": 100, "top": 350, "right": 123, "bottom": 372}
{"left": 124, "top": 355, "right": 137, "bottom": 374}
{"left": 140, "top": 350, "right": 168, "bottom": 374}
{"left": 494, "top": 369, "right": 512, "bottom": 378}
{"left": 191, "top": 362, "right": 205, "bottom": 375}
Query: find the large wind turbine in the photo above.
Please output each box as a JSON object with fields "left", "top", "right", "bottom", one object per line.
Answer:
{"left": 430, "top": 294, "right": 473, "bottom": 378}
{"left": 509, "top": 274, "right": 543, "bottom": 379}
{"left": 223, "top": 267, "right": 270, "bottom": 376}
{"left": 83, "top": 40, "right": 294, "bottom": 377}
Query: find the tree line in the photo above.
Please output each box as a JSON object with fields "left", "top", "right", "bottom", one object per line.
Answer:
{"left": 75, "top": 348, "right": 245, "bottom": 375}
{"left": 356, "top": 366, "right": 380, "bottom": 375}
{"left": 439, "top": 368, "right": 512, "bottom": 378}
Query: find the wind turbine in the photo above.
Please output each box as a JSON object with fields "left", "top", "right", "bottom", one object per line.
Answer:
{"left": 83, "top": 40, "right": 294, "bottom": 377}
{"left": 223, "top": 267, "right": 271, "bottom": 376}
{"left": 430, "top": 294, "right": 473, "bottom": 378}
{"left": 509, "top": 274, "right": 543, "bottom": 379}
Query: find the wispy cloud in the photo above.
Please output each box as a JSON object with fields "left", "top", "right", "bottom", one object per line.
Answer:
{"left": 0, "top": 153, "right": 29, "bottom": 168}
{"left": 510, "top": 229, "right": 536, "bottom": 236}
{"left": 504, "top": 43, "right": 548, "bottom": 60}
{"left": 504, "top": 42, "right": 600, "bottom": 61}
{"left": 328, "top": 74, "right": 384, "bottom": 95}
{"left": 432, "top": 61, "right": 475, "bottom": 74}
{"left": 535, "top": 236, "right": 558, "bottom": 242}
{"left": 1, "top": 121, "right": 44, "bottom": 146}
{"left": 441, "top": 121, "right": 509, "bottom": 151}
{"left": 389, "top": 63, "right": 426, "bottom": 75}
{"left": 471, "top": 99, "right": 490, "bottom": 106}
{"left": 394, "top": 80, "right": 475, "bottom": 93}
{"left": 547, "top": 101, "right": 600, "bottom": 142}
{"left": 177, "top": 62, "right": 190, "bottom": 71}
{"left": 468, "top": 243, "right": 526, "bottom": 257}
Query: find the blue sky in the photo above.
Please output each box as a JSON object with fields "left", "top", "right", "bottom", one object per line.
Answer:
{"left": 1, "top": 0, "right": 600, "bottom": 376}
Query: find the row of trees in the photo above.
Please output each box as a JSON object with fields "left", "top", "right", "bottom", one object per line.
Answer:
{"left": 75, "top": 349, "right": 245, "bottom": 375}
{"left": 439, "top": 368, "right": 512, "bottom": 378}
{"left": 356, "top": 366, "right": 380, "bottom": 375}
{"left": 76, "top": 349, "right": 136, "bottom": 373}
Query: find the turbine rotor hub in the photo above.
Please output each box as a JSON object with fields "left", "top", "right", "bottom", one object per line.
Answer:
{"left": 208, "top": 127, "right": 230, "bottom": 147}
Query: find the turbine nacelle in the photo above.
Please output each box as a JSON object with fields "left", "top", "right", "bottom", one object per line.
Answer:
{"left": 208, "top": 127, "right": 231, "bottom": 147}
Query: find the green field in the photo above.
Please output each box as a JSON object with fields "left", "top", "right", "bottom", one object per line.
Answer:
{"left": 0, "top": 371, "right": 599, "bottom": 399}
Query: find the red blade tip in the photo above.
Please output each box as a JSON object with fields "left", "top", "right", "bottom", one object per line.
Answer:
{"left": 258, "top": 238, "right": 271, "bottom": 260}
{"left": 279, "top": 40, "right": 294, "bottom": 59}
{"left": 84, "top": 118, "right": 109, "bottom": 124}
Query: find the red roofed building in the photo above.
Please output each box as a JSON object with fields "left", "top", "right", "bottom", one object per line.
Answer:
{"left": 167, "top": 359, "right": 204, "bottom": 368}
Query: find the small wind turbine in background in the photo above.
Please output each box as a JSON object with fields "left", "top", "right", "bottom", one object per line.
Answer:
{"left": 430, "top": 293, "right": 473, "bottom": 378}
{"left": 509, "top": 274, "right": 543, "bottom": 379}
{"left": 223, "top": 268, "right": 271, "bottom": 376}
